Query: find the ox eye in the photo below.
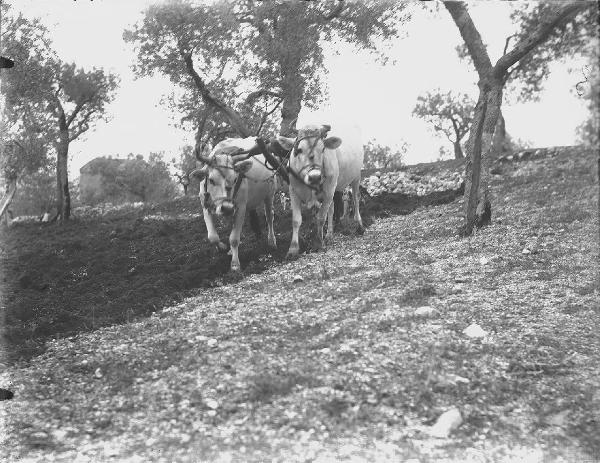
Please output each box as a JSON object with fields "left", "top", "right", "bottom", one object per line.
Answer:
{"left": 209, "top": 178, "right": 216, "bottom": 186}
{"left": 295, "top": 148, "right": 302, "bottom": 155}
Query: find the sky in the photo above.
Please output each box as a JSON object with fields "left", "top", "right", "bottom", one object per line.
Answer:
{"left": 8, "top": 0, "right": 592, "bottom": 176}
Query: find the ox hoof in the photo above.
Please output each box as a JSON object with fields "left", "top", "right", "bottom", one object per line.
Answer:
{"left": 216, "top": 242, "right": 228, "bottom": 252}
{"left": 267, "top": 238, "right": 277, "bottom": 249}
{"left": 230, "top": 263, "right": 241, "bottom": 272}
{"left": 286, "top": 251, "right": 299, "bottom": 260}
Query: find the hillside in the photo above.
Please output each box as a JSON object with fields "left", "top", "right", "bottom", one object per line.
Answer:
{"left": 1, "top": 146, "right": 598, "bottom": 462}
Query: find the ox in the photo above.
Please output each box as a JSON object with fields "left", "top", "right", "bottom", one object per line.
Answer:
{"left": 191, "top": 138, "right": 277, "bottom": 271}
{"left": 274, "top": 124, "right": 364, "bottom": 257}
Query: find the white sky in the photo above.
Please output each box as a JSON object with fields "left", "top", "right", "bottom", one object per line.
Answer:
{"left": 9, "top": 0, "right": 591, "bottom": 175}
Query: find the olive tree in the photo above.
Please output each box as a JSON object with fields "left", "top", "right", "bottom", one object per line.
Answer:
{"left": 444, "top": 0, "right": 593, "bottom": 235}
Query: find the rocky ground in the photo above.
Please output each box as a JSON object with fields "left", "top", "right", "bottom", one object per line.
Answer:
{"left": 1, "top": 146, "right": 598, "bottom": 462}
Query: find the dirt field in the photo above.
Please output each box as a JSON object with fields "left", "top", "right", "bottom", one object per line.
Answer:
{"left": 0, "top": 181, "right": 461, "bottom": 364}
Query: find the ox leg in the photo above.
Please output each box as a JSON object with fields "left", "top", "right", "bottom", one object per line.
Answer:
{"left": 326, "top": 201, "right": 335, "bottom": 242}
{"left": 229, "top": 204, "right": 247, "bottom": 272}
{"left": 203, "top": 208, "right": 227, "bottom": 251}
{"left": 351, "top": 179, "right": 364, "bottom": 230}
{"left": 287, "top": 190, "right": 302, "bottom": 258}
{"left": 264, "top": 196, "right": 277, "bottom": 249}
{"left": 316, "top": 197, "right": 334, "bottom": 250}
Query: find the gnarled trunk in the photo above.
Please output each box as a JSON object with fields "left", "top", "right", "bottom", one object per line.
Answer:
{"left": 462, "top": 79, "right": 503, "bottom": 235}
{"left": 56, "top": 129, "right": 71, "bottom": 221}
{"left": 279, "top": 91, "right": 302, "bottom": 136}
{"left": 491, "top": 110, "right": 510, "bottom": 158}
{"left": 453, "top": 140, "right": 464, "bottom": 159}
{"left": 444, "top": 0, "right": 585, "bottom": 235}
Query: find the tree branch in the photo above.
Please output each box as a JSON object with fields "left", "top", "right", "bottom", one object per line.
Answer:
{"left": 444, "top": 1, "right": 493, "bottom": 79}
{"left": 503, "top": 34, "right": 516, "bottom": 55}
{"left": 323, "top": 0, "right": 345, "bottom": 21}
{"left": 68, "top": 109, "right": 96, "bottom": 142}
{"left": 179, "top": 48, "right": 251, "bottom": 137}
{"left": 65, "top": 94, "right": 94, "bottom": 128}
{"left": 255, "top": 98, "right": 283, "bottom": 136}
{"left": 450, "top": 116, "right": 460, "bottom": 143}
{"left": 246, "top": 89, "right": 284, "bottom": 104}
{"left": 494, "top": 1, "right": 587, "bottom": 76}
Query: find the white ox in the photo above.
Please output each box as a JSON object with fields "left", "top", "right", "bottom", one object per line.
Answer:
{"left": 191, "top": 137, "right": 278, "bottom": 271}
{"left": 275, "top": 124, "right": 364, "bottom": 257}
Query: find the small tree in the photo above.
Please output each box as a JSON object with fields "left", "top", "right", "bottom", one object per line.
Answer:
{"left": 363, "top": 139, "right": 407, "bottom": 170}
{"left": 48, "top": 63, "right": 119, "bottom": 220}
{"left": 413, "top": 90, "right": 474, "bottom": 159}
{"left": 1, "top": 7, "right": 55, "bottom": 218}
{"left": 173, "top": 145, "right": 199, "bottom": 196}
{"left": 1, "top": 6, "right": 119, "bottom": 221}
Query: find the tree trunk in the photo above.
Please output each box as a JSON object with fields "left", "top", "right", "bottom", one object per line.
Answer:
{"left": 56, "top": 130, "right": 71, "bottom": 221}
{"left": 279, "top": 92, "right": 302, "bottom": 136}
{"left": 462, "top": 80, "right": 502, "bottom": 235}
{"left": 453, "top": 140, "right": 464, "bottom": 159}
{"left": 0, "top": 178, "right": 17, "bottom": 226}
{"left": 491, "top": 110, "right": 510, "bottom": 158}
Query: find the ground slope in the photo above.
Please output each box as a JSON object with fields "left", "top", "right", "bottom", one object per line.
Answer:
{"left": 0, "top": 147, "right": 598, "bottom": 462}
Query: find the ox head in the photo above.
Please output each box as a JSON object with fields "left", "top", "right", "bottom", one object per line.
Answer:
{"left": 276, "top": 125, "right": 342, "bottom": 188}
{"left": 191, "top": 146, "right": 253, "bottom": 216}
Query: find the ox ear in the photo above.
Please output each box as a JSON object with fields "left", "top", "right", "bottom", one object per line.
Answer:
{"left": 275, "top": 136, "right": 295, "bottom": 151}
{"left": 323, "top": 136, "right": 342, "bottom": 150}
{"left": 190, "top": 167, "right": 208, "bottom": 181}
{"left": 233, "top": 159, "right": 253, "bottom": 174}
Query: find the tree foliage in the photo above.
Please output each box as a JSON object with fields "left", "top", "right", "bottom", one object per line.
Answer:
{"left": 454, "top": 1, "right": 599, "bottom": 103}
{"left": 124, "top": 0, "right": 411, "bottom": 147}
{"left": 1, "top": 7, "right": 55, "bottom": 181}
{"left": 80, "top": 153, "right": 177, "bottom": 206}
{"left": 413, "top": 90, "right": 474, "bottom": 159}
{"left": 1, "top": 5, "right": 119, "bottom": 220}
{"left": 363, "top": 139, "right": 407, "bottom": 170}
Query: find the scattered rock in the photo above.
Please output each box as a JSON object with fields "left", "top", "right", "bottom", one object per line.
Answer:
{"left": 434, "top": 374, "right": 470, "bottom": 389}
{"left": 145, "top": 437, "right": 157, "bottom": 447}
{"left": 463, "top": 323, "right": 487, "bottom": 338}
{"left": 522, "top": 248, "right": 531, "bottom": 255}
{"left": 204, "top": 398, "right": 219, "bottom": 410}
{"left": 545, "top": 410, "right": 569, "bottom": 427}
{"left": 28, "top": 431, "right": 50, "bottom": 446}
{"left": 104, "top": 443, "right": 120, "bottom": 457}
{"left": 428, "top": 407, "right": 463, "bottom": 438}
{"left": 94, "top": 368, "right": 103, "bottom": 379}
{"left": 207, "top": 338, "right": 218, "bottom": 348}
{"left": 362, "top": 169, "right": 464, "bottom": 197}
{"left": 415, "top": 306, "right": 437, "bottom": 317}
{"left": 51, "top": 429, "right": 68, "bottom": 441}
{"left": 292, "top": 275, "right": 304, "bottom": 283}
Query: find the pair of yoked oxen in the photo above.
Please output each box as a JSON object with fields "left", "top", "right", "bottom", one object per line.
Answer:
{"left": 191, "top": 125, "right": 364, "bottom": 271}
